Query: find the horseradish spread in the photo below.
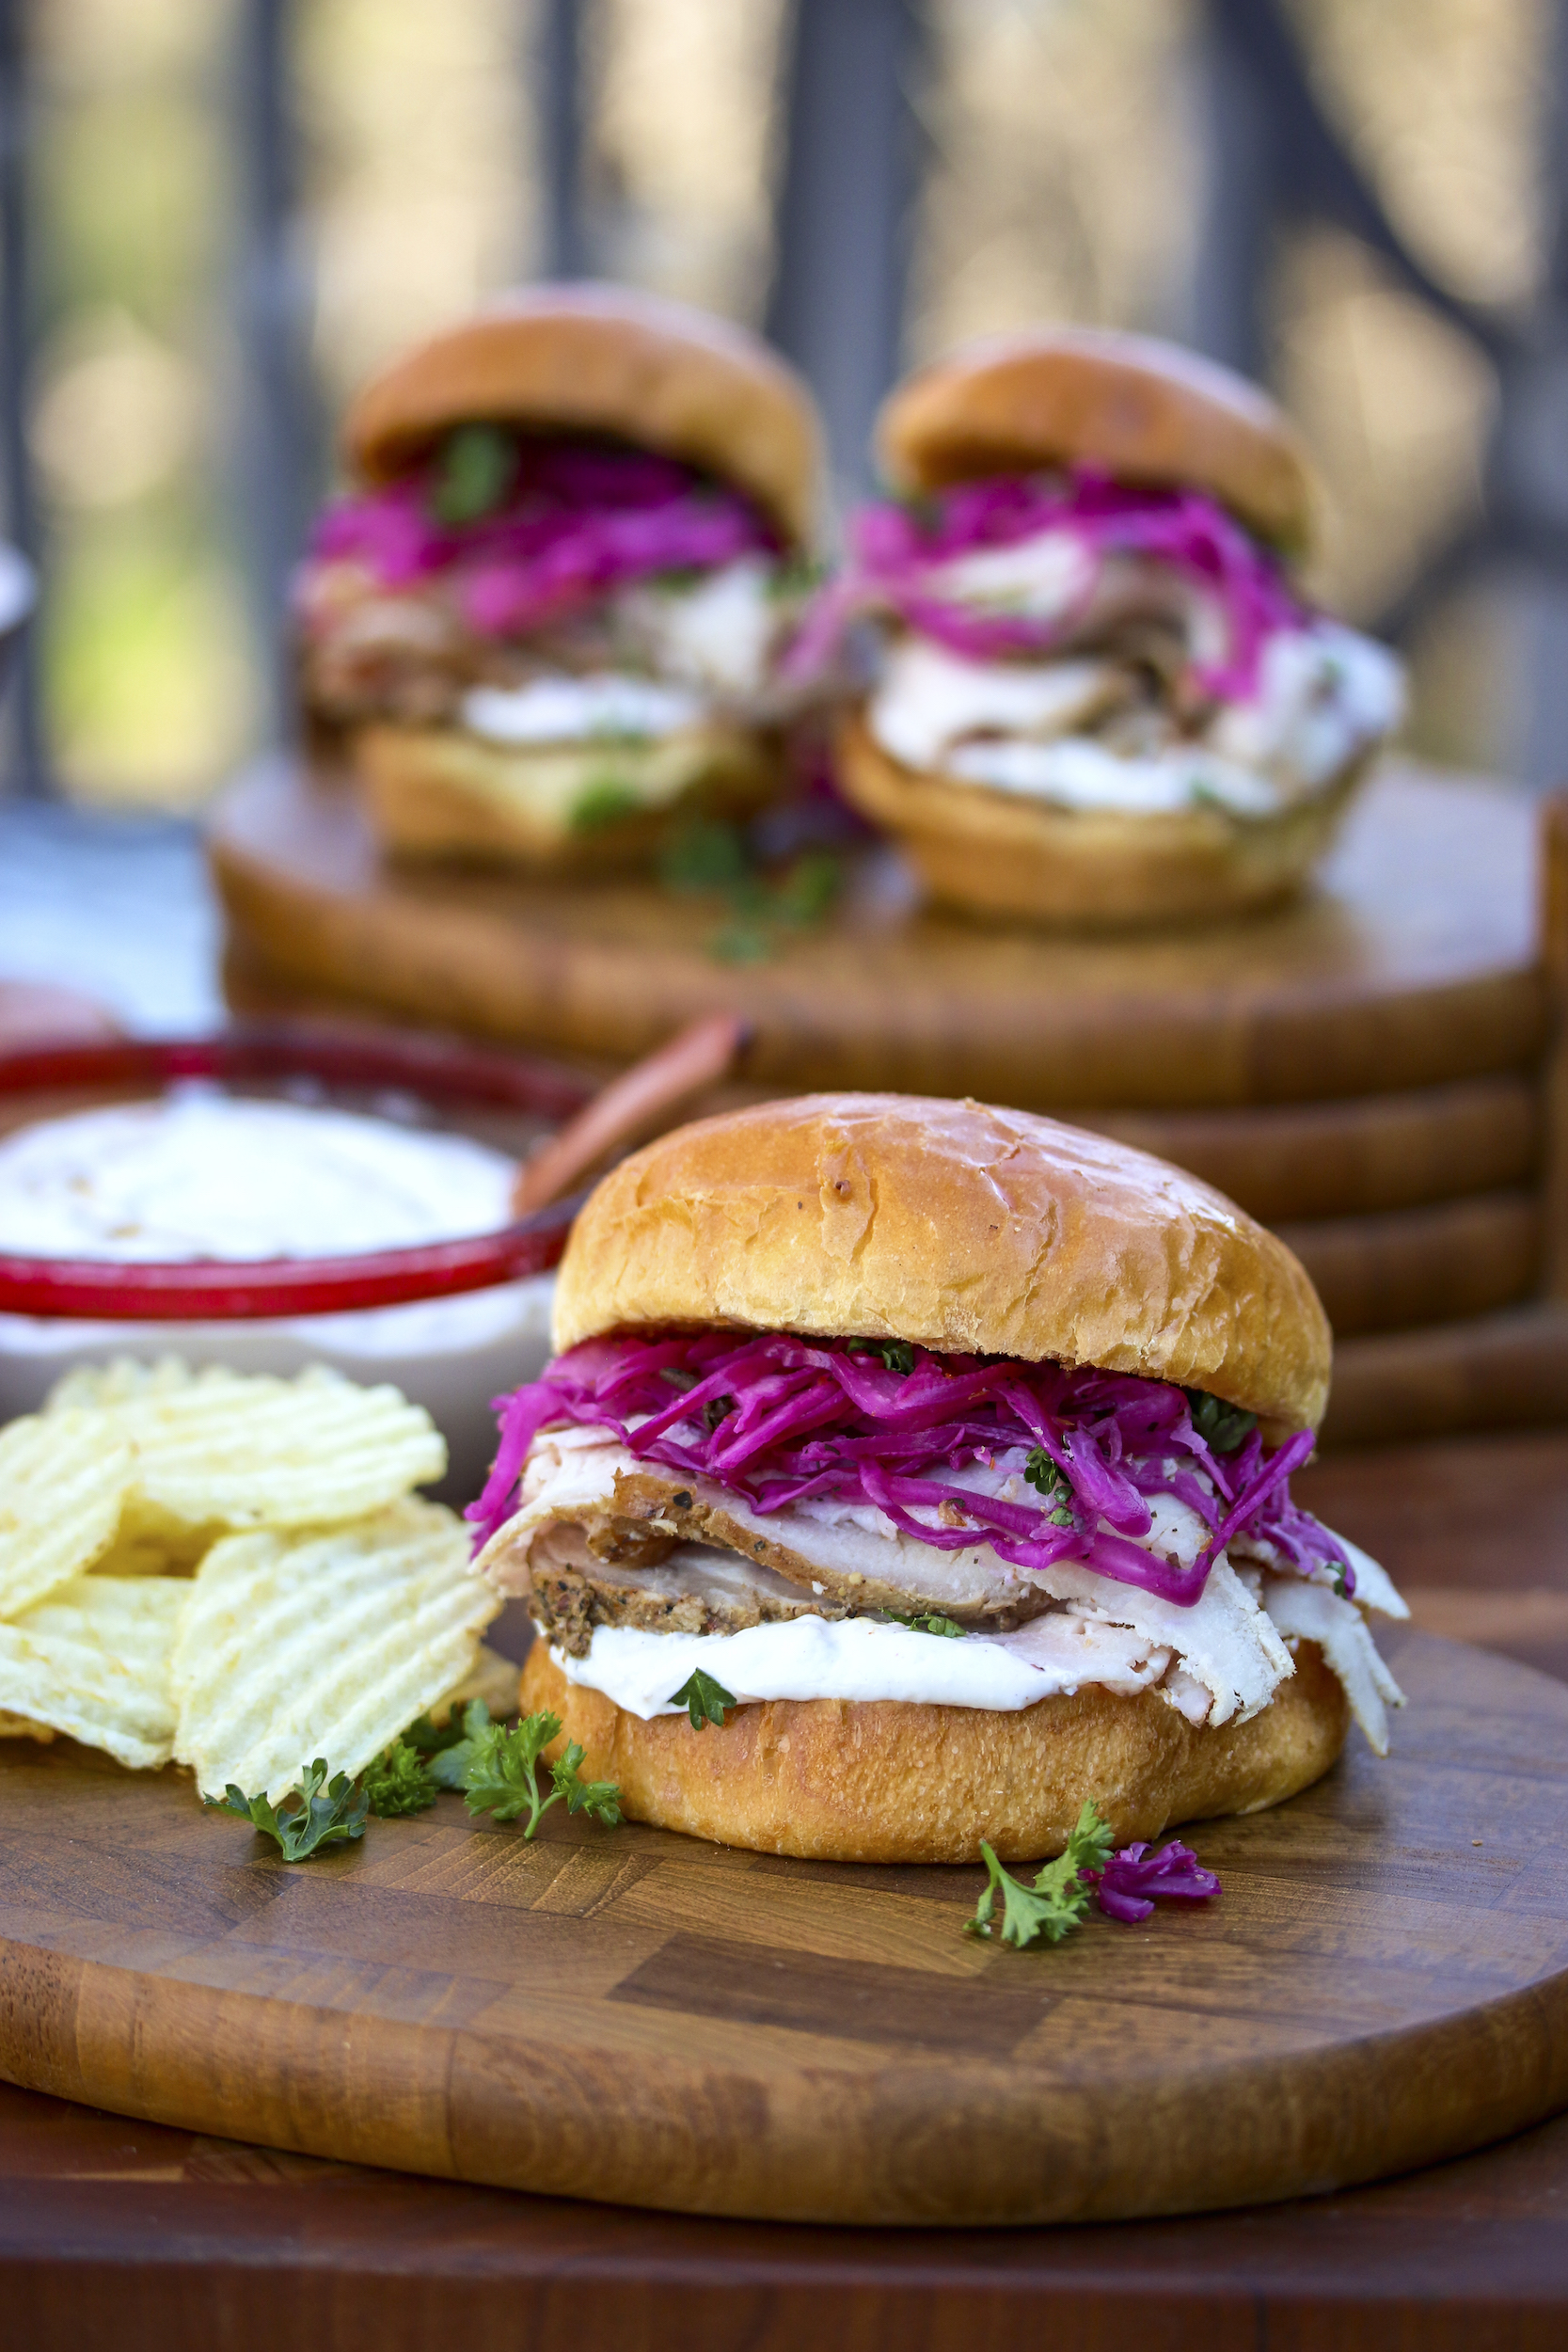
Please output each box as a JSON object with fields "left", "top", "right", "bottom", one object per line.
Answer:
{"left": 0, "top": 1090, "right": 516, "bottom": 1262}
{"left": 0, "top": 1088, "right": 554, "bottom": 1488}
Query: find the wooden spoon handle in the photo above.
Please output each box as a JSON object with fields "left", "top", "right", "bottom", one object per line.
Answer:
{"left": 511, "top": 1013, "right": 747, "bottom": 1217}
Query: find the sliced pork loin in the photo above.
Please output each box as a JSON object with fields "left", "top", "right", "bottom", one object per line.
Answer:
{"left": 477, "top": 1423, "right": 1335, "bottom": 1732}
{"left": 531, "top": 1540, "right": 848, "bottom": 1657}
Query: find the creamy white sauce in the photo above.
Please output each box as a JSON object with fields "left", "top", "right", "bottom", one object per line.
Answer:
{"left": 462, "top": 673, "right": 703, "bottom": 747}
{"left": 867, "top": 614, "right": 1403, "bottom": 814}
{"left": 555, "top": 1609, "right": 1179, "bottom": 1719}
{"left": 1207, "top": 623, "right": 1405, "bottom": 789}
{"left": 0, "top": 1088, "right": 517, "bottom": 1263}
{"left": 0, "top": 1089, "right": 556, "bottom": 1492}
{"left": 947, "top": 736, "right": 1279, "bottom": 817}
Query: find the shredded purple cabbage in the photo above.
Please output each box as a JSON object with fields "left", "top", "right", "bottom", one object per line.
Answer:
{"left": 784, "top": 467, "right": 1302, "bottom": 703}
{"left": 304, "top": 437, "right": 778, "bottom": 640}
{"left": 1088, "top": 1839, "right": 1222, "bottom": 1923}
{"left": 467, "top": 1330, "right": 1350, "bottom": 1610}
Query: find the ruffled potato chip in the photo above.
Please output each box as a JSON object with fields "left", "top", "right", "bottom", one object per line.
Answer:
{"left": 50, "top": 1360, "right": 446, "bottom": 1533}
{"left": 0, "top": 1409, "right": 133, "bottom": 1619}
{"left": 171, "top": 1499, "right": 499, "bottom": 1800}
{"left": 0, "top": 1574, "right": 187, "bottom": 1768}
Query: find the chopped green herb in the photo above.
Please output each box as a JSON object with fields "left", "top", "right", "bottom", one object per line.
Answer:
{"left": 670, "top": 1667, "right": 736, "bottom": 1730}
{"left": 885, "top": 1609, "right": 965, "bottom": 1639}
{"left": 362, "top": 1738, "right": 439, "bottom": 1819}
{"left": 214, "top": 1758, "right": 368, "bottom": 1863}
{"left": 428, "top": 422, "right": 518, "bottom": 526}
{"left": 657, "top": 818, "right": 841, "bottom": 963}
{"left": 462, "top": 1708, "right": 621, "bottom": 1837}
{"left": 1023, "top": 1448, "right": 1075, "bottom": 1524}
{"left": 964, "top": 1802, "right": 1117, "bottom": 1948}
{"left": 1184, "top": 1390, "right": 1259, "bottom": 1455}
{"left": 766, "top": 551, "right": 826, "bottom": 601}
{"left": 876, "top": 1340, "right": 915, "bottom": 1375}
{"left": 570, "top": 777, "right": 643, "bottom": 833}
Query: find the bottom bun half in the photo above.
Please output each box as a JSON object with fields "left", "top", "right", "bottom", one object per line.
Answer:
{"left": 835, "top": 710, "right": 1365, "bottom": 930}
{"left": 354, "top": 719, "right": 779, "bottom": 869}
{"left": 522, "top": 1639, "right": 1348, "bottom": 1865}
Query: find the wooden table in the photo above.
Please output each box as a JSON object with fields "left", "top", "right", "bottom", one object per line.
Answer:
{"left": 2, "top": 1433, "right": 1566, "bottom": 2347}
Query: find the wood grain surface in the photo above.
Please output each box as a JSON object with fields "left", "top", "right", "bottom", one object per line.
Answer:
{"left": 6, "top": 1434, "right": 1568, "bottom": 2347}
{"left": 0, "top": 1629, "right": 1564, "bottom": 2227}
{"left": 1324, "top": 1304, "right": 1568, "bottom": 1446}
{"left": 209, "top": 759, "right": 1544, "bottom": 1112}
{"left": 1082, "top": 1073, "right": 1540, "bottom": 1222}
{"left": 1278, "top": 1189, "right": 1541, "bottom": 1336}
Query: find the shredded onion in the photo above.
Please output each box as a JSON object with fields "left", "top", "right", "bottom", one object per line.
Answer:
{"left": 468, "top": 1331, "right": 1349, "bottom": 1610}
{"left": 305, "top": 437, "right": 779, "bottom": 640}
{"left": 784, "top": 468, "right": 1302, "bottom": 702}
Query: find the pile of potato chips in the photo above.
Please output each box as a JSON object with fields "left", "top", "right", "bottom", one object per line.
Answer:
{"left": 0, "top": 1360, "right": 507, "bottom": 1801}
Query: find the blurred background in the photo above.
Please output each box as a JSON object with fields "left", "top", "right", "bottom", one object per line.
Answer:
{"left": 1, "top": 0, "right": 1564, "bottom": 809}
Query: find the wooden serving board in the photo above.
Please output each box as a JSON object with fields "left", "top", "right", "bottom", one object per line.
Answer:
{"left": 1, "top": 1629, "right": 1566, "bottom": 2227}
{"left": 210, "top": 759, "right": 1543, "bottom": 1112}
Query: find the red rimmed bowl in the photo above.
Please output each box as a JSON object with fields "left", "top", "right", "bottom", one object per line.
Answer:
{"left": 0, "top": 1025, "right": 594, "bottom": 1495}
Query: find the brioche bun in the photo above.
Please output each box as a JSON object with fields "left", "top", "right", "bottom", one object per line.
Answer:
{"left": 524, "top": 1638, "right": 1348, "bottom": 1864}
{"left": 343, "top": 282, "right": 819, "bottom": 547}
{"left": 353, "top": 716, "right": 778, "bottom": 870}
{"left": 835, "top": 709, "right": 1366, "bottom": 930}
{"left": 551, "top": 1090, "right": 1332, "bottom": 1434}
{"left": 879, "top": 326, "right": 1315, "bottom": 552}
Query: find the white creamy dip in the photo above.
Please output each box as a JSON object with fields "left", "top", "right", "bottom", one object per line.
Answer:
{"left": 0, "top": 1089, "right": 517, "bottom": 1262}
{"left": 0, "top": 1088, "right": 555, "bottom": 1489}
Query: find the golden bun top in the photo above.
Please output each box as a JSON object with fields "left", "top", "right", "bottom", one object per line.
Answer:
{"left": 552, "top": 1092, "right": 1332, "bottom": 1435}
{"left": 342, "top": 282, "right": 821, "bottom": 547}
{"left": 878, "top": 326, "right": 1316, "bottom": 552}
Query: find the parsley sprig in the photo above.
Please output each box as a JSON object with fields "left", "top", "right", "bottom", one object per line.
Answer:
{"left": 658, "top": 818, "right": 841, "bottom": 965}
{"left": 214, "top": 1759, "right": 369, "bottom": 1862}
{"left": 964, "top": 1802, "right": 1116, "bottom": 1948}
{"left": 461, "top": 1709, "right": 622, "bottom": 1837}
{"left": 362, "top": 1739, "right": 439, "bottom": 1818}
{"left": 670, "top": 1667, "right": 736, "bottom": 1729}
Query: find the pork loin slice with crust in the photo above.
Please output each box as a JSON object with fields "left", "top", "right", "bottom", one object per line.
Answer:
{"left": 476, "top": 1426, "right": 1299, "bottom": 1726}
{"left": 478, "top": 1424, "right": 1052, "bottom": 1628}
{"left": 530, "top": 1534, "right": 848, "bottom": 1657}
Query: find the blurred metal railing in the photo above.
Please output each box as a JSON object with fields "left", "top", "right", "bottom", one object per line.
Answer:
{"left": 2, "top": 0, "right": 1567, "bottom": 797}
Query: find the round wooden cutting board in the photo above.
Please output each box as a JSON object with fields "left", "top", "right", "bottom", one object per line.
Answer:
{"left": 0, "top": 1629, "right": 1565, "bottom": 2226}
{"left": 210, "top": 760, "right": 1542, "bottom": 1110}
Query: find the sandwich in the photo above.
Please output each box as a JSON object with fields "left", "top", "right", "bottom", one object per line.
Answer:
{"left": 812, "top": 327, "right": 1405, "bottom": 927}
{"left": 471, "top": 1092, "right": 1406, "bottom": 1863}
{"left": 294, "top": 283, "right": 822, "bottom": 868}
